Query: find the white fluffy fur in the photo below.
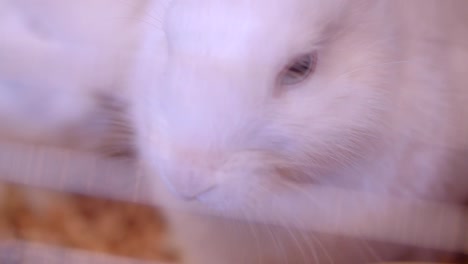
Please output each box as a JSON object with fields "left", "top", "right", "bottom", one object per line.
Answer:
{"left": 130, "top": 0, "right": 468, "bottom": 263}
{"left": 0, "top": 0, "right": 146, "bottom": 152}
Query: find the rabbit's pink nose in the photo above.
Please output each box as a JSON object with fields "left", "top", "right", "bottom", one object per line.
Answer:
{"left": 162, "top": 166, "right": 217, "bottom": 201}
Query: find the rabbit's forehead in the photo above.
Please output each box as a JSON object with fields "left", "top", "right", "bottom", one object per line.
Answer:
{"left": 166, "top": 0, "right": 350, "bottom": 60}
{"left": 167, "top": 0, "right": 302, "bottom": 26}
{"left": 166, "top": 0, "right": 325, "bottom": 50}
{"left": 166, "top": 0, "right": 349, "bottom": 32}
{"left": 166, "top": 2, "right": 288, "bottom": 50}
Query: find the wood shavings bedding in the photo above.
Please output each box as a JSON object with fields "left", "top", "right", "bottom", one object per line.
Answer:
{"left": 0, "top": 182, "right": 180, "bottom": 263}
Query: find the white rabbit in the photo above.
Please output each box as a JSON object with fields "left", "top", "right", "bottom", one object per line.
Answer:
{"left": 130, "top": 0, "right": 468, "bottom": 263}
{"left": 0, "top": 0, "right": 147, "bottom": 155}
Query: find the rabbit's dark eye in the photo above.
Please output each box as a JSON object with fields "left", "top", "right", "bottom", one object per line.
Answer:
{"left": 280, "top": 52, "right": 318, "bottom": 86}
